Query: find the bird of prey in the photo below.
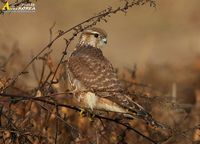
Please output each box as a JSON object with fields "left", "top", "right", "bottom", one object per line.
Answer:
{"left": 68, "top": 27, "right": 162, "bottom": 127}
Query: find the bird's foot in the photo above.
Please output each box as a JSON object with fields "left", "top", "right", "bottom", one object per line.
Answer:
{"left": 84, "top": 109, "right": 95, "bottom": 121}
{"left": 88, "top": 112, "right": 95, "bottom": 122}
{"left": 79, "top": 108, "right": 86, "bottom": 117}
{"left": 79, "top": 108, "right": 96, "bottom": 121}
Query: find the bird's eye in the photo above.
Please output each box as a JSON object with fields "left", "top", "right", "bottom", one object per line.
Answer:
{"left": 94, "top": 33, "right": 99, "bottom": 38}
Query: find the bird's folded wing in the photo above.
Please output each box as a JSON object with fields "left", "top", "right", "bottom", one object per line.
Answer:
{"left": 68, "top": 46, "right": 123, "bottom": 92}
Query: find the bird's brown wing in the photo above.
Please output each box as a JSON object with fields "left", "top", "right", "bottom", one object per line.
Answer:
{"left": 68, "top": 45, "right": 123, "bottom": 93}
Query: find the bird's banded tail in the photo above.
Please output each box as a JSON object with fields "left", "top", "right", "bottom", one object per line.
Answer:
{"left": 121, "top": 95, "right": 165, "bottom": 129}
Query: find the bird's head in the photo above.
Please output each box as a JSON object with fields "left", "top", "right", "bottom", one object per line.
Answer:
{"left": 78, "top": 27, "right": 107, "bottom": 49}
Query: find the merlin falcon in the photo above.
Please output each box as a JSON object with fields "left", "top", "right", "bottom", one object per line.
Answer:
{"left": 68, "top": 27, "right": 162, "bottom": 127}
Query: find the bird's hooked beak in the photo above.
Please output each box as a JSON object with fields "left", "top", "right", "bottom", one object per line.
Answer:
{"left": 102, "top": 37, "right": 107, "bottom": 44}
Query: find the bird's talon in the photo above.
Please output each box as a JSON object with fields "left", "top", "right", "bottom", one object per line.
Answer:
{"left": 87, "top": 111, "right": 95, "bottom": 121}
{"left": 79, "top": 108, "right": 86, "bottom": 117}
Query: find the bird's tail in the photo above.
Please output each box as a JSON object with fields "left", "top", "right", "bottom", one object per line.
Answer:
{"left": 121, "top": 95, "right": 165, "bottom": 129}
{"left": 96, "top": 91, "right": 164, "bottom": 128}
